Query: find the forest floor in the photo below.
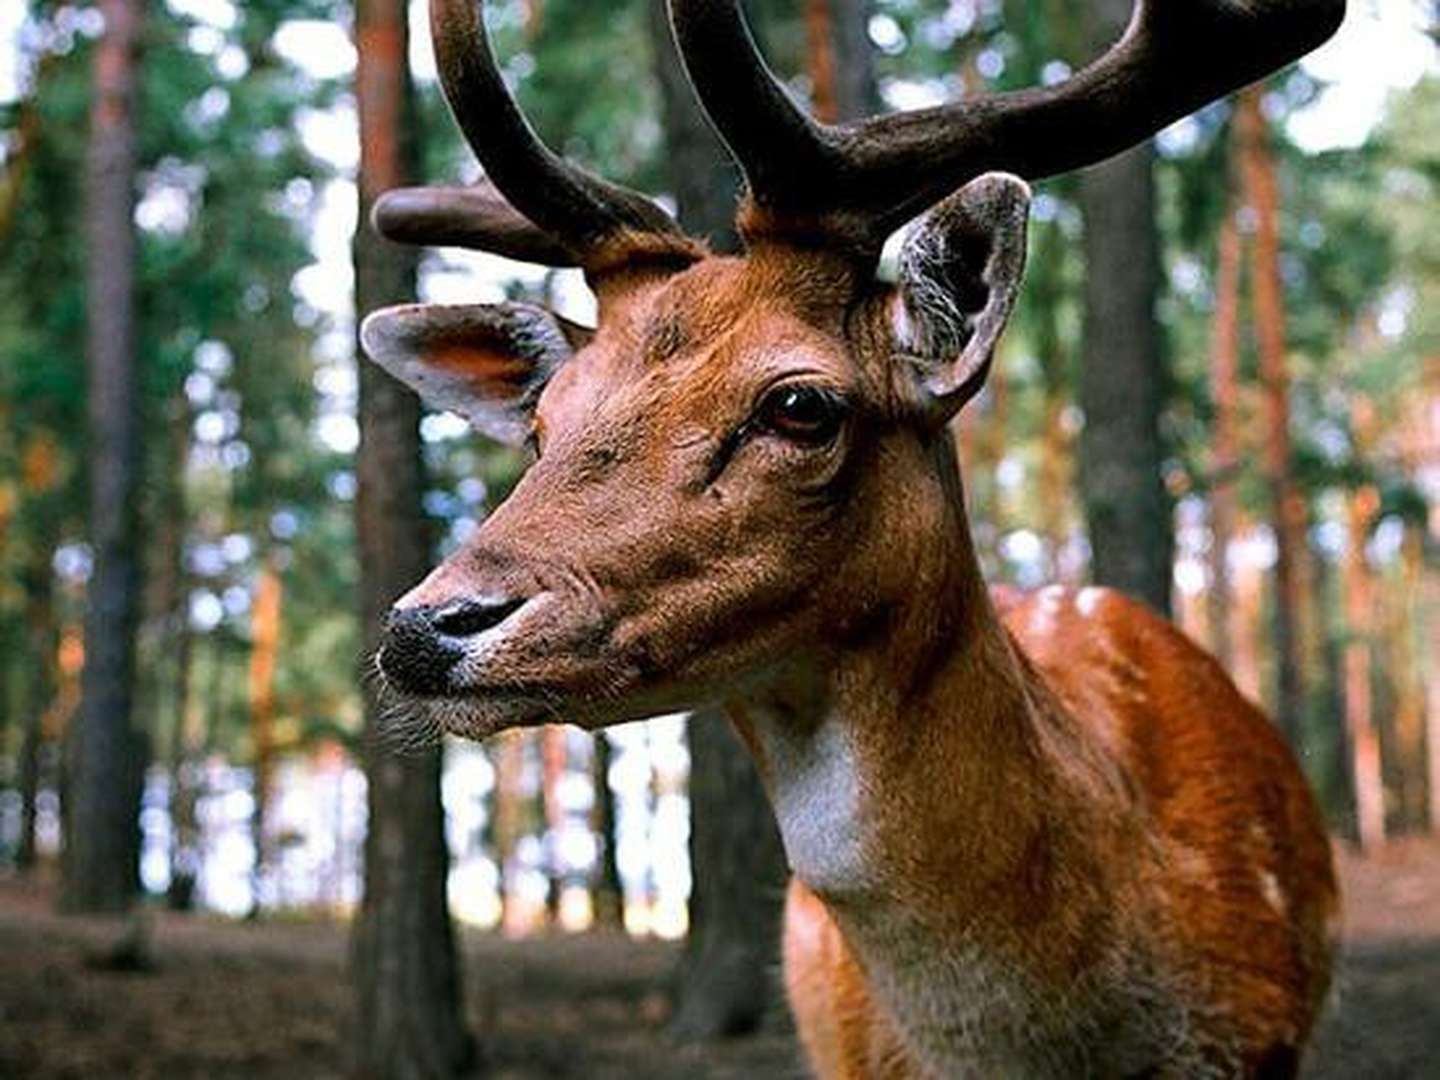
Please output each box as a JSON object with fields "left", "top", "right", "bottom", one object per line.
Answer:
{"left": 1, "top": 837, "right": 1438, "bottom": 1079}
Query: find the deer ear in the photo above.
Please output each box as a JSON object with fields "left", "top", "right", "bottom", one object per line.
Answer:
{"left": 360, "top": 302, "right": 591, "bottom": 446}
{"left": 890, "top": 173, "right": 1030, "bottom": 421}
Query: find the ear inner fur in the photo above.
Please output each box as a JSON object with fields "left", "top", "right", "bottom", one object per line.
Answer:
{"left": 359, "top": 302, "right": 577, "bottom": 446}
{"left": 893, "top": 173, "right": 1031, "bottom": 416}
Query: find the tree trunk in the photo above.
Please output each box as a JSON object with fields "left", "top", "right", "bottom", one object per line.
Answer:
{"left": 1343, "top": 485, "right": 1385, "bottom": 852}
{"left": 1391, "top": 524, "right": 1425, "bottom": 827}
{"left": 1208, "top": 197, "right": 1242, "bottom": 669}
{"left": 803, "top": 0, "right": 840, "bottom": 123}
{"left": 590, "top": 731, "right": 624, "bottom": 930}
{"left": 352, "top": 0, "right": 473, "bottom": 1074}
{"left": 648, "top": 0, "right": 789, "bottom": 1038}
{"left": 62, "top": 0, "right": 146, "bottom": 915}
{"left": 803, "top": 1, "right": 882, "bottom": 129}
{"left": 1075, "top": 0, "right": 1171, "bottom": 617}
{"left": 492, "top": 729, "right": 526, "bottom": 932}
{"left": 16, "top": 551, "right": 56, "bottom": 870}
{"left": 1235, "top": 85, "right": 1307, "bottom": 742}
{"left": 669, "top": 710, "right": 789, "bottom": 1038}
{"left": 541, "top": 725, "right": 567, "bottom": 924}
{"left": 248, "top": 557, "right": 282, "bottom": 914}
{"left": 829, "top": 0, "right": 881, "bottom": 121}
{"left": 647, "top": 0, "right": 740, "bottom": 251}
{"left": 1077, "top": 145, "right": 1172, "bottom": 614}
{"left": 167, "top": 602, "right": 199, "bottom": 910}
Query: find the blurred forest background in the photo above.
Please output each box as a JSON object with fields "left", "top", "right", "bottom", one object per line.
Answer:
{"left": 0, "top": 0, "right": 1437, "bottom": 1077}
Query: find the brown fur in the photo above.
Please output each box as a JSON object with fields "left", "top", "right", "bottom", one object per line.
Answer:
{"left": 365, "top": 5, "right": 1347, "bottom": 1070}
{"left": 367, "top": 229, "right": 1338, "bottom": 1074}
{"left": 779, "top": 585, "right": 1337, "bottom": 1078}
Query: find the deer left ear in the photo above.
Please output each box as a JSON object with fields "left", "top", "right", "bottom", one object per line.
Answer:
{"left": 889, "top": 173, "right": 1031, "bottom": 422}
{"left": 360, "top": 302, "right": 591, "bottom": 446}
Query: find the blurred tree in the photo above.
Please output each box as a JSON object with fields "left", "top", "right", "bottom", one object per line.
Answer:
{"left": 62, "top": 0, "right": 147, "bottom": 914}
{"left": 351, "top": 0, "right": 473, "bottom": 1074}
{"left": 590, "top": 730, "right": 624, "bottom": 930}
{"left": 1075, "top": 0, "right": 1172, "bottom": 617}
{"left": 1235, "top": 84, "right": 1308, "bottom": 742}
{"left": 1207, "top": 193, "right": 1242, "bottom": 669}
{"left": 829, "top": 0, "right": 879, "bottom": 119}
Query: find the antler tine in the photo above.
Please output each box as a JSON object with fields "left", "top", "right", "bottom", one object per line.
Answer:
{"left": 372, "top": 180, "right": 579, "bottom": 267}
{"left": 385, "top": 0, "right": 699, "bottom": 271}
{"left": 668, "top": 0, "right": 1345, "bottom": 255}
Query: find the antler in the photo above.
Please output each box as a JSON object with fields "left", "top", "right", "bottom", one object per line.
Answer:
{"left": 667, "top": 0, "right": 1345, "bottom": 255}
{"left": 375, "top": 0, "right": 701, "bottom": 272}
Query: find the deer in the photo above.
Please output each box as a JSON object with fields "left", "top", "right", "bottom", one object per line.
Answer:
{"left": 362, "top": 0, "right": 1345, "bottom": 1075}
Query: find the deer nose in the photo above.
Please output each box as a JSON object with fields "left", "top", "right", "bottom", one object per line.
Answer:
{"left": 379, "top": 597, "right": 525, "bottom": 694}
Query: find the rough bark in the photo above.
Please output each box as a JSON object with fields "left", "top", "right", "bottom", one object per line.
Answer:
{"left": 352, "top": 0, "right": 473, "bottom": 1074}
{"left": 648, "top": 0, "right": 789, "bottom": 1038}
{"left": 62, "top": 0, "right": 146, "bottom": 915}
{"left": 1208, "top": 197, "right": 1242, "bottom": 669}
{"left": 1235, "top": 85, "right": 1307, "bottom": 742}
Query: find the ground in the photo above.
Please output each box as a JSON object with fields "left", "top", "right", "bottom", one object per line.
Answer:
{"left": 1, "top": 839, "right": 1438, "bottom": 1079}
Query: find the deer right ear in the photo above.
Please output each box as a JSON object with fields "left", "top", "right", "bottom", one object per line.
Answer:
{"left": 890, "top": 173, "right": 1031, "bottom": 423}
{"left": 360, "top": 302, "right": 590, "bottom": 446}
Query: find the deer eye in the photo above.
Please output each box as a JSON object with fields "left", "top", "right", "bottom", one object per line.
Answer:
{"left": 755, "top": 385, "right": 847, "bottom": 445}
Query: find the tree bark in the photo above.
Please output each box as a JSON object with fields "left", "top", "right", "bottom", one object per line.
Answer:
{"left": 1075, "top": 0, "right": 1172, "bottom": 618}
{"left": 1208, "top": 198, "right": 1242, "bottom": 669}
{"left": 1343, "top": 485, "right": 1385, "bottom": 852}
{"left": 648, "top": 0, "right": 789, "bottom": 1038}
{"left": 541, "top": 725, "right": 567, "bottom": 924}
{"left": 803, "top": 0, "right": 840, "bottom": 124}
{"left": 352, "top": 0, "right": 473, "bottom": 1074}
{"left": 16, "top": 550, "right": 56, "bottom": 871}
{"left": 492, "top": 730, "right": 526, "bottom": 932}
{"left": 590, "top": 731, "right": 624, "bottom": 930}
{"left": 62, "top": 0, "right": 146, "bottom": 915}
{"left": 247, "top": 557, "right": 282, "bottom": 914}
{"left": 1235, "top": 86, "right": 1307, "bottom": 743}
{"left": 670, "top": 710, "right": 789, "bottom": 1038}
{"left": 1391, "top": 525, "right": 1425, "bottom": 827}
{"left": 1077, "top": 145, "right": 1172, "bottom": 614}
{"left": 647, "top": 0, "right": 740, "bottom": 251}
{"left": 803, "top": 1, "right": 882, "bottom": 129}
{"left": 828, "top": 0, "right": 881, "bottom": 121}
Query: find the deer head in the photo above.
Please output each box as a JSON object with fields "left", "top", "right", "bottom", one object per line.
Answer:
{"left": 364, "top": 0, "right": 1342, "bottom": 740}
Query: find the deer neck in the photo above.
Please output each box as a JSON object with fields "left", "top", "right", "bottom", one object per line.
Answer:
{"left": 731, "top": 527, "right": 1121, "bottom": 908}
{"left": 726, "top": 481, "right": 1140, "bottom": 1063}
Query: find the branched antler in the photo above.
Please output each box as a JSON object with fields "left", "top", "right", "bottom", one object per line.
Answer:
{"left": 667, "top": 0, "right": 1345, "bottom": 256}
{"left": 374, "top": 0, "right": 702, "bottom": 274}
{"left": 377, "top": 0, "right": 1344, "bottom": 272}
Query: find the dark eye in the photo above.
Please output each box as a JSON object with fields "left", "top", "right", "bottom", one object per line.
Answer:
{"left": 755, "top": 385, "right": 846, "bottom": 445}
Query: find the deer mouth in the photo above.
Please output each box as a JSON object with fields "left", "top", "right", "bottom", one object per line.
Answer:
{"left": 375, "top": 588, "right": 634, "bottom": 741}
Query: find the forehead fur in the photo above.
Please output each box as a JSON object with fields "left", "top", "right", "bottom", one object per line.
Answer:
{"left": 601, "top": 246, "right": 865, "bottom": 363}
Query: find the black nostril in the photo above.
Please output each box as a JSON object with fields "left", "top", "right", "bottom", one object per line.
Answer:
{"left": 379, "top": 606, "right": 464, "bottom": 695}
{"left": 432, "top": 597, "right": 526, "bottom": 639}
